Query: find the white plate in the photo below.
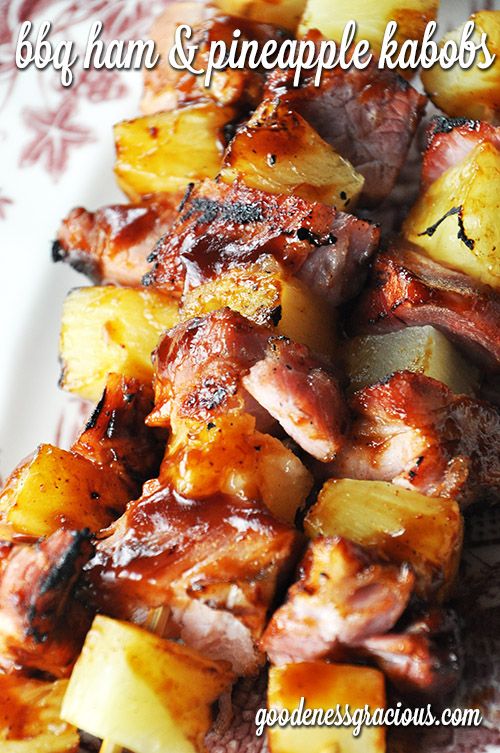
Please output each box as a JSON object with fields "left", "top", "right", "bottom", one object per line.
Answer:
{"left": 0, "top": 0, "right": 167, "bottom": 479}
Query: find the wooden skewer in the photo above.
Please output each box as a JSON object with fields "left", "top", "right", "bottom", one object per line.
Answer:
{"left": 99, "top": 741, "right": 123, "bottom": 753}
{"left": 144, "top": 605, "right": 170, "bottom": 635}
{"left": 98, "top": 607, "right": 169, "bottom": 753}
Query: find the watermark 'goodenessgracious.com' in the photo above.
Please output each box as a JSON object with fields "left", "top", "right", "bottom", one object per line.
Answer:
{"left": 255, "top": 698, "right": 483, "bottom": 738}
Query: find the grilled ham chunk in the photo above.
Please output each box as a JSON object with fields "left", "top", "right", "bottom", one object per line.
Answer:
{"left": 261, "top": 536, "right": 460, "bottom": 698}
{"left": 350, "top": 243, "right": 500, "bottom": 372}
{"left": 261, "top": 536, "right": 414, "bottom": 665}
{"left": 141, "top": 0, "right": 217, "bottom": 112}
{"left": 72, "top": 373, "right": 166, "bottom": 495}
{"left": 54, "top": 195, "right": 179, "bottom": 286}
{"left": 84, "top": 484, "right": 303, "bottom": 675}
{"left": 359, "top": 607, "right": 462, "bottom": 700}
{"left": 422, "top": 116, "right": 500, "bottom": 190}
{"left": 0, "top": 529, "right": 92, "bottom": 677}
{"left": 331, "top": 371, "right": 500, "bottom": 506}
{"left": 144, "top": 179, "right": 380, "bottom": 307}
{"left": 149, "top": 308, "right": 349, "bottom": 461}
{"left": 142, "top": 12, "right": 288, "bottom": 115}
{"left": 264, "top": 32, "right": 425, "bottom": 205}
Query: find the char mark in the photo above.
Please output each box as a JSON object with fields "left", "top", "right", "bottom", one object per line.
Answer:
{"left": 39, "top": 529, "right": 91, "bottom": 595}
{"left": 181, "top": 197, "right": 265, "bottom": 226}
{"left": 84, "top": 389, "right": 107, "bottom": 431}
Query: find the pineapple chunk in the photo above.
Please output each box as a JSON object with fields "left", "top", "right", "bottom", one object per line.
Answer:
{"left": 278, "top": 275, "right": 337, "bottom": 360}
{"left": 220, "top": 102, "right": 364, "bottom": 209}
{"left": 181, "top": 256, "right": 337, "bottom": 360}
{"left": 59, "top": 286, "right": 178, "bottom": 402}
{"left": 344, "top": 325, "right": 479, "bottom": 395}
{"left": 214, "top": 0, "right": 306, "bottom": 31}
{"left": 0, "top": 444, "right": 130, "bottom": 537}
{"left": 0, "top": 675, "right": 78, "bottom": 753}
{"left": 404, "top": 141, "right": 500, "bottom": 289}
{"left": 298, "top": 0, "right": 438, "bottom": 57}
{"left": 181, "top": 256, "right": 281, "bottom": 325}
{"left": 114, "top": 104, "right": 235, "bottom": 200}
{"left": 267, "top": 662, "right": 385, "bottom": 753}
{"left": 164, "top": 413, "right": 313, "bottom": 524}
{"left": 305, "top": 479, "right": 463, "bottom": 600}
{"left": 61, "top": 615, "right": 234, "bottom": 753}
{"left": 421, "top": 11, "right": 500, "bottom": 123}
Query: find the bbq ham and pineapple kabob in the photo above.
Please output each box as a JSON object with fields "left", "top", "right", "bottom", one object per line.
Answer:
{"left": 1, "top": 2, "right": 500, "bottom": 752}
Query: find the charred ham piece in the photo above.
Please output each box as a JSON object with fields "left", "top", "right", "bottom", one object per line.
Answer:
{"left": 54, "top": 195, "right": 180, "bottom": 286}
{"left": 149, "top": 307, "right": 349, "bottom": 461}
{"left": 264, "top": 32, "right": 426, "bottom": 206}
{"left": 359, "top": 607, "right": 463, "bottom": 699}
{"left": 72, "top": 373, "right": 166, "bottom": 495}
{"left": 422, "top": 116, "right": 500, "bottom": 190}
{"left": 331, "top": 371, "right": 500, "bottom": 506}
{"left": 0, "top": 529, "right": 92, "bottom": 678}
{"left": 261, "top": 536, "right": 414, "bottom": 665}
{"left": 261, "top": 536, "right": 461, "bottom": 698}
{"left": 142, "top": 12, "right": 289, "bottom": 114}
{"left": 141, "top": 0, "right": 217, "bottom": 114}
{"left": 144, "top": 179, "right": 380, "bottom": 307}
{"left": 242, "top": 337, "right": 348, "bottom": 462}
{"left": 350, "top": 242, "right": 500, "bottom": 372}
{"left": 83, "top": 484, "right": 303, "bottom": 675}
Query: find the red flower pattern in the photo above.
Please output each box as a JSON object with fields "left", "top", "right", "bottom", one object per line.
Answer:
{"left": 20, "top": 99, "right": 94, "bottom": 177}
{"left": 78, "top": 67, "right": 128, "bottom": 103}
{"left": 1, "top": 0, "right": 165, "bottom": 181}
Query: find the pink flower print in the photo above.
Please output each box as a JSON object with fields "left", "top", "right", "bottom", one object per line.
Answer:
{"left": 20, "top": 99, "right": 95, "bottom": 178}
{"left": 79, "top": 68, "right": 128, "bottom": 103}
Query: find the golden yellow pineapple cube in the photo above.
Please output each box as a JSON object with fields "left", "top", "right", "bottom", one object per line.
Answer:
{"left": 278, "top": 274, "right": 338, "bottom": 360}
{"left": 0, "top": 675, "right": 78, "bottom": 753}
{"left": 267, "top": 662, "right": 386, "bottom": 753}
{"left": 114, "top": 104, "right": 235, "bottom": 200}
{"left": 61, "top": 615, "right": 234, "bottom": 753}
{"left": 305, "top": 479, "right": 463, "bottom": 600}
{"left": 421, "top": 11, "right": 500, "bottom": 123}
{"left": 344, "top": 325, "right": 479, "bottom": 395}
{"left": 181, "top": 256, "right": 337, "bottom": 360}
{"left": 59, "top": 285, "right": 178, "bottom": 402}
{"left": 214, "top": 0, "right": 306, "bottom": 31}
{"left": 0, "top": 444, "right": 130, "bottom": 537}
{"left": 220, "top": 102, "right": 364, "bottom": 209}
{"left": 298, "top": 0, "right": 438, "bottom": 58}
{"left": 164, "top": 413, "right": 313, "bottom": 524}
{"left": 180, "top": 256, "right": 281, "bottom": 326}
{"left": 256, "top": 441, "right": 314, "bottom": 524}
{"left": 404, "top": 141, "right": 500, "bottom": 289}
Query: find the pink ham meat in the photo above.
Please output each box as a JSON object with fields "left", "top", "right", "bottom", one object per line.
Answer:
{"left": 54, "top": 195, "right": 180, "bottom": 287}
{"left": 83, "top": 484, "right": 303, "bottom": 675}
{"left": 331, "top": 371, "right": 500, "bottom": 507}
{"left": 359, "top": 607, "right": 462, "bottom": 699}
{"left": 0, "top": 529, "right": 92, "bottom": 677}
{"left": 422, "top": 116, "right": 500, "bottom": 190}
{"left": 261, "top": 536, "right": 414, "bottom": 665}
{"left": 264, "top": 32, "right": 426, "bottom": 206}
{"left": 142, "top": 11, "right": 288, "bottom": 114}
{"left": 350, "top": 242, "right": 500, "bottom": 372}
{"left": 149, "top": 308, "right": 349, "bottom": 461}
{"left": 261, "top": 536, "right": 461, "bottom": 699}
{"left": 144, "top": 179, "right": 380, "bottom": 307}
